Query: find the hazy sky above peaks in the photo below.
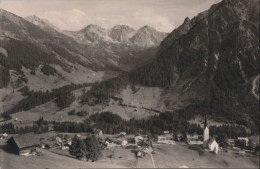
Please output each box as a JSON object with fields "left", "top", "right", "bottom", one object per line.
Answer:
{"left": 0, "top": 0, "right": 221, "bottom": 32}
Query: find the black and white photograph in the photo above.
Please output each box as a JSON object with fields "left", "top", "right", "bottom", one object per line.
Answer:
{"left": 0, "top": 0, "right": 259, "bottom": 168}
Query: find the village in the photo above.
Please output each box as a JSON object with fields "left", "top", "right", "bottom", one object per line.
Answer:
{"left": 0, "top": 117, "right": 259, "bottom": 168}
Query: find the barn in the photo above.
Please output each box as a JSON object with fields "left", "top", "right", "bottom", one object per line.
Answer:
{"left": 6, "top": 134, "right": 40, "bottom": 156}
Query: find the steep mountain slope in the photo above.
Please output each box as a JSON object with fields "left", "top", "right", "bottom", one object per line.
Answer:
{"left": 0, "top": 9, "right": 162, "bottom": 92}
{"left": 84, "top": 0, "right": 259, "bottom": 131}
{"left": 0, "top": 9, "right": 115, "bottom": 91}
{"left": 25, "top": 15, "right": 59, "bottom": 34}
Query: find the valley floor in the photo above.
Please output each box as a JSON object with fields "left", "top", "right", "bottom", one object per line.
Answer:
{"left": 0, "top": 139, "right": 259, "bottom": 169}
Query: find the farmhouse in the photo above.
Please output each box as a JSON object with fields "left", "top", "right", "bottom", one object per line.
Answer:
{"left": 6, "top": 134, "right": 40, "bottom": 156}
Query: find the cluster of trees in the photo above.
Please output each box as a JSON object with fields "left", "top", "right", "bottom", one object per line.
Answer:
{"left": 0, "top": 123, "right": 16, "bottom": 134}
{"left": 209, "top": 124, "right": 248, "bottom": 138}
{"left": 68, "top": 110, "right": 89, "bottom": 117}
{"left": 0, "top": 39, "right": 61, "bottom": 73}
{"left": 53, "top": 121, "right": 92, "bottom": 133}
{"left": 41, "top": 64, "right": 57, "bottom": 76}
{"left": 50, "top": 111, "right": 252, "bottom": 139}
{"left": 235, "top": 139, "right": 247, "bottom": 150}
{"left": 88, "top": 111, "right": 202, "bottom": 136}
{"left": 0, "top": 66, "right": 10, "bottom": 88}
{"left": 1, "top": 83, "right": 93, "bottom": 118}
{"left": 216, "top": 134, "right": 229, "bottom": 151}
{"left": 2, "top": 90, "right": 55, "bottom": 117}
{"left": 55, "top": 89, "right": 75, "bottom": 109}
{"left": 0, "top": 119, "right": 49, "bottom": 134}
{"left": 69, "top": 135, "right": 102, "bottom": 161}
{"left": 81, "top": 77, "right": 128, "bottom": 105}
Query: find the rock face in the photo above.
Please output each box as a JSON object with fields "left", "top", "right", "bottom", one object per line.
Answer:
{"left": 109, "top": 25, "right": 135, "bottom": 43}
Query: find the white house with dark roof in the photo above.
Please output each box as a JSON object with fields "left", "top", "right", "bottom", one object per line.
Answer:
{"left": 208, "top": 138, "right": 219, "bottom": 154}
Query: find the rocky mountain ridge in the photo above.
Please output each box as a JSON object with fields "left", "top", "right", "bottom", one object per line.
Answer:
{"left": 64, "top": 24, "right": 167, "bottom": 47}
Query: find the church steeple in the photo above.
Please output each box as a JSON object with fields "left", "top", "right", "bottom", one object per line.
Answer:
{"left": 203, "top": 113, "right": 209, "bottom": 147}
{"left": 204, "top": 114, "right": 208, "bottom": 129}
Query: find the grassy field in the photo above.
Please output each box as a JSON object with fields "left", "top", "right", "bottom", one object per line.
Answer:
{"left": 137, "top": 143, "right": 259, "bottom": 168}
{"left": 0, "top": 139, "right": 259, "bottom": 169}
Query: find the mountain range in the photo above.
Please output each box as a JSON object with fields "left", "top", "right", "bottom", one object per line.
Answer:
{"left": 0, "top": 8, "right": 165, "bottom": 91}
{"left": 84, "top": 0, "right": 259, "bottom": 129}
{"left": 64, "top": 24, "right": 167, "bottom": 47}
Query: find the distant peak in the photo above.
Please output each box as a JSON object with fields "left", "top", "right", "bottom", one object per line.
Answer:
{"left": 184, "top": 17, "right": 191, "bottom": 24}
{"left": 86, "top": 24, "right": 102, "bottom": 28}
{"left": 81, "top": 24, "right": 104, "bottom": 32}
{"left": 112, "top": 25, "right": 134, "bottom": 30}
{"left": 139, "top": 25, "right": 156, "bottom": 32}
{"left": 25, "top": 15, "right": 41, "bottom": 21}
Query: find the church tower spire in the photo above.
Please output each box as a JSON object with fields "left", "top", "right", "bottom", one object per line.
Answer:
{"left": 204, "top": 114, "right": 208, "bottom": 129}
{"left": 203, "top": 114, "right": 209, "bottom": 147}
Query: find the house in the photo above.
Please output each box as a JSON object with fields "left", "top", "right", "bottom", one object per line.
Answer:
{"left": 237, "top": 137, "right": 249, "bottom": 146}
{"left": 208, "top": 138, "right": 219, "bottom": 154}
{"left": 94, "top": 129, "right": 103, "bottom": 135}
{"left": 121, "top": 139, "right": 128, "bottom": 146}
{"left": 135, "top": 135, "right": 144, "bottom": 144}
{"left": 6, "top": 134, "right": 40, "bottom": 156}
{"left": 157, "top": 136, "right": 175, "bottom": 145}
{"left": 105, "top": 138, "right": 117, "bottom": 148}
{"left": 56, "top": 136, "right": 62, "bottom": 143}
{"left": 119, "top": 132, "right": 126, "bottom": 137}
{"left": 187, "top": 134, "right": 203, "bottom": 145}
{"left": 136, "top": 150, "right": 146, "bottom": 158}
{"left": 0, "top": 133, "right": 8, "bottom": 139}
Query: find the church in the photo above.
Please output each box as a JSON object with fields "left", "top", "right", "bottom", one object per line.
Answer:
{"left": 203, "top": 115, "right": 219, "bottom": 154}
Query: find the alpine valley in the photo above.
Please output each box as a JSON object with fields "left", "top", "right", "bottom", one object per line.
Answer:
{"left": 0, "top": 0, "right": 259, "bottom": 139}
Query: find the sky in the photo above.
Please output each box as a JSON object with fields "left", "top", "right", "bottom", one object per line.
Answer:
{"left": 0, "top": 0, "right": 221, "bottom": 32}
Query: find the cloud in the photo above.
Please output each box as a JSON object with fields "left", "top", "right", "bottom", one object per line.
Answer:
{"left": 41, "top": 9, "right": 87, "bottom": 31}
{"left": 131, "top": 9, "right": 174, "bottom": 32}
{"left": 1, "top": 0, "right": 222, "bottom": 32}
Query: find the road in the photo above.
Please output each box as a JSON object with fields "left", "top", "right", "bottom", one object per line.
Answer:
{"left": 252, "top": 75, "right": 259, "bottom": 100}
